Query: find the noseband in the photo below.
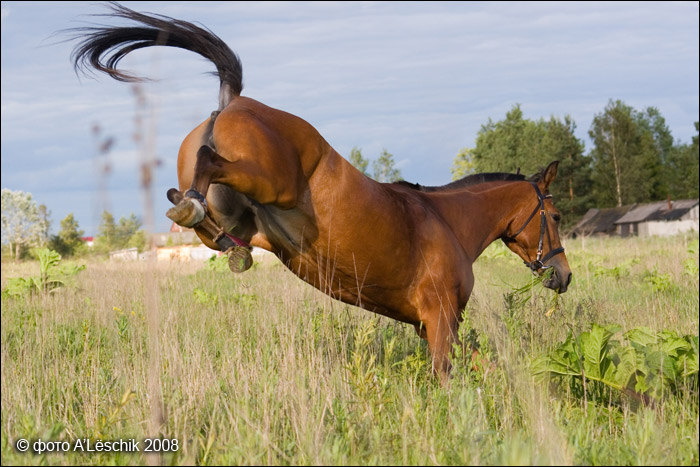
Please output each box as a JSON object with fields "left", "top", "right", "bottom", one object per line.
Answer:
{"left": 504, "top": 182, "right": 565, "bottom": 272}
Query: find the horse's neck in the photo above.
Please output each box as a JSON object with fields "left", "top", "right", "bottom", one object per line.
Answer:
{"left": 431, "top": 181, "right": 528, "bottom": 260}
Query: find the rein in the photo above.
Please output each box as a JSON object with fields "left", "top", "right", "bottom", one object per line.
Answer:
{"left": 504, "top": 182, "right": 565, "bottom": 272}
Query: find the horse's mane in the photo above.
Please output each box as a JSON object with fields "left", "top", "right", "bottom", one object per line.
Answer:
{"left": 393, "top": 169, "right": 547, "bottom": 192}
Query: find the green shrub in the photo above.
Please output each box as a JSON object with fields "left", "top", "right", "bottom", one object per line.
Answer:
{"left": 532, "top": 324, "right": 698, "bottom": 403}
{"left": 1, "top": 248, "right": 85, "bottom": 298}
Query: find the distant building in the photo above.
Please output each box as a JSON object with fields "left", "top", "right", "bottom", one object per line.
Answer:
{"left": 109, "top": 247, "right": 138, "bottom": 261}
{"left": 570, "top": 205, "right": 637, "bottom": 237}
{"left": 571, "top": 199, "right": 699, "bottom": 238}
{"left": 149, "top": 244, "right": 215, "bottom": 262}
{"left": 615, "top": 199, "right": 698, "bottom": 237}
{"left": 81, "top": 236, "right": 94, "bottom": 248}
{"left": 150, "top": 223, "right": 198, "bottom": 247}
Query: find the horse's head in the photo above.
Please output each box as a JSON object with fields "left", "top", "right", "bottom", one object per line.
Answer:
{"left": 502, "top": 161, "right": 572, "bottom": 293}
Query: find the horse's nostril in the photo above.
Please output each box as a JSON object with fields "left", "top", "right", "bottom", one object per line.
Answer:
{"left": 565, "top": 272, "right": 572, "bottom": 287}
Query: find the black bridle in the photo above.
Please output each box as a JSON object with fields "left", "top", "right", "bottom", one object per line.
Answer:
{"left": 504, "top": 182, "right": 565, "bottom": 272}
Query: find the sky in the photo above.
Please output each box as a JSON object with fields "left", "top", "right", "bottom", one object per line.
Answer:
{"left": 1, "top": 1, "right": 698, "bottom": 236}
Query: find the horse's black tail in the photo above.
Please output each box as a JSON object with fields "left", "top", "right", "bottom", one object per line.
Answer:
{"left": 70, "top": 2, "right": 242, "bottom": 110}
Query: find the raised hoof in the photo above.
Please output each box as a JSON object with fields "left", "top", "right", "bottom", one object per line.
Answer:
{"left": 166, "top": 198, "right": 205, "bottom": 228}
{"left": 226, "top": 246, "right": 253, "bottom": 273}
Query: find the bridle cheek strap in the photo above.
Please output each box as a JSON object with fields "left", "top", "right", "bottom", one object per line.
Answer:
{"left": 505, "top": 182, "right": 565, "bottom": 272}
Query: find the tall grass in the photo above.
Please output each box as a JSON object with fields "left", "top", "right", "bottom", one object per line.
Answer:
{"left": 1, "top": 233, "right": 698, "bottom": 465}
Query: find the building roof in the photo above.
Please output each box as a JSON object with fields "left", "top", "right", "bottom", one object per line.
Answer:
{"left": 170, "top": 222, "right": 194, "bottom": 233}
{"left": 571, "top": 204, "right": 636, "bottom": 235}
{"left": 646, "top": 207, "right": 693, "bottom": 221}
{"left": 614, "top": 201, "right": 668, "bottom": 224}
{"left": 615, "top": 199, "right": 698, "bottom": 224}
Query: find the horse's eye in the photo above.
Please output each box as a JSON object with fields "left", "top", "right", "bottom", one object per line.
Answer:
{"left": 552, "top": 213, "right": 561, "bottom": 223}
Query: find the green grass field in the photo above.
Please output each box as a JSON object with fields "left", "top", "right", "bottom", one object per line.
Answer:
{"left": 1, "top": 233, "right": 698, "bottom": 465}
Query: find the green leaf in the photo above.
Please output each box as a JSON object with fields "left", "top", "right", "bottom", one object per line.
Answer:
{"left": 2, "top": 277, "right": 34, "bottom": 298}
{"left": 578, "top": 324, "right": 617, "bottom": 380}
{"left": 659, "top": 336, "right": 691, "bottom": 359}
{"left": 36, "top": 248, "right": 61, "bottom": 274}
{"left": 609, "top": 346, "right": 637, "bottom": 389}
{"left": 625, "top": 327, "right": 657, "bottom": 347}
{"left": 530, "top": 355, "right": 551, "bottom": 377}
{"left": 532, "top": 350, "right": 581, "bottom": 377}
{"left": 44, "top": 280, "right": 65, "bottom": 293}
{"left": 550, "top": 348, "right": 582, "bottom": 375}
{"left": 55, "top": 263, "right": 86, "bottom": 277}
{"left": 531, "top": 333, "right": 582, "bottom": 378}
{"left": 645, "top": 350, "right": 678, "bottom": 382}
{"left": 678, "top": 335, "right": 699, "bottom": 378}
{"left": 635, "top": 373, "right": 649, "bottom": 394}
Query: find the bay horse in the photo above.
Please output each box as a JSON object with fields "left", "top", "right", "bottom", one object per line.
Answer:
{"left": 71, "top": 4, "right": 571, "bottom": 380}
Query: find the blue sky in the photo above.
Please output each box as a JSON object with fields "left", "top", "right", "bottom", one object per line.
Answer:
{"left": 2, "top": 1, "right": 698, "bottom": 235}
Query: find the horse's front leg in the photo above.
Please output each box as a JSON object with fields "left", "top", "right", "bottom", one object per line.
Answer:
{"left": 415, "top": 286, "right": 461, "bottom": 384}
{"left": 415, "top": 265, "right": 476, "bottom": 383}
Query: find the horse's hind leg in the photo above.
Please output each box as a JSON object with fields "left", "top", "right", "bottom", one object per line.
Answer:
{"left": 169, "top": 143, "right": 294, "bottom": 232}
{"left": 168, "top": 142, "right": 299, "bottom": 270}
{"left": 186, "top": 144, "right": 299, "bottom": 209}
{"left": 171, "top": 143, "right": 299, "bottom": 236}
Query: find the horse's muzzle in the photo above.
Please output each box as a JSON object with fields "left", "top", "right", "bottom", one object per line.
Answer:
{"left": 543, "top": 265, "right": 572, "bottom": 294}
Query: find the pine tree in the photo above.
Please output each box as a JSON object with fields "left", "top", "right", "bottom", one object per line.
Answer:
{"left": 589, "top": 100, "right": 667, "bottom": 207}
{"left": 458, "top": 105, "right": 591, "bottom": 226}
{"left": 666, "top": 121, "right": 699, "bottom": 199}
{"left": 50, "top": 213, "right": 85, "bottom": 257}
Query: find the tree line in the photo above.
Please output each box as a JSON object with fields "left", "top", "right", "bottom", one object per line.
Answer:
{"left": 449, "top": 100, "right": 698, "bottom": 227}
{"left": 350, "top": 99, "right": 698, "bottom": 229}
{"left": 1, "top": 188, "right": 145, "bottom": 260}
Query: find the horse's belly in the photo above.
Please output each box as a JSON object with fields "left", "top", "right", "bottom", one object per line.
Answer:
{"left": 284, "top": 252, "right": 420, "bottom": 325}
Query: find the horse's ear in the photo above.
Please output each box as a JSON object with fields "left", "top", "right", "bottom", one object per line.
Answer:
{"left": 541, "top": 161, "right": 559, "bottom": 191}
